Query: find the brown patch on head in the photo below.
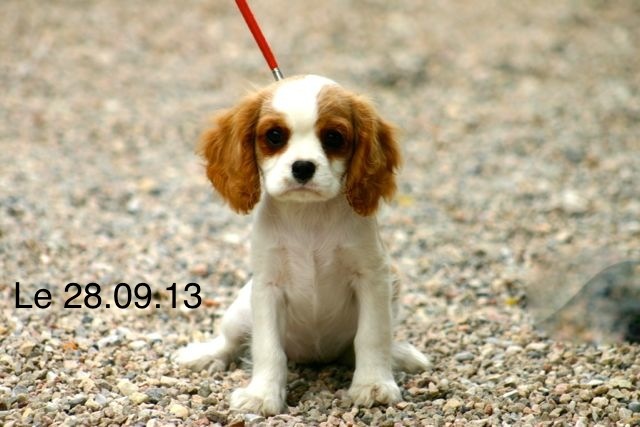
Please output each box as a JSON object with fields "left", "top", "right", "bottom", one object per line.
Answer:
{"left": 315, "top": 84, "right": 401, "bottom": 216}
{"left": 315, "top": 85, "right": 355, "bottom": 160}
{"left": 344, "top": 93, "right": 401, "bottom": 216}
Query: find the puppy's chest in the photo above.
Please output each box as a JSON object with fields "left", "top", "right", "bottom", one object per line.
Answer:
{"left": 278, "top": 240, "right": 355, "bottom": 295}
{"left": 276, "top": 240, "right": 359, "bottom": 361}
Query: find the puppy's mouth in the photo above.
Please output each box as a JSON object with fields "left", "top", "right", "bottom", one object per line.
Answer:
{"left": 289, "top": 184, "right": 322, "bottom": 194}
{"left": 285, "top": 185, "right": 323, "bottom": 196}
{"left": 278, "top": 184, "right": 330, "bottom": 201}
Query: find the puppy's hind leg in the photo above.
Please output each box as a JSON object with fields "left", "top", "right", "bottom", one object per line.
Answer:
{"left": 340, "top": 341, "right": 430, "bottom": 373}
{"left": 174, "top": 280, "right": 253, "bottom": 371}
{"left": 392, "top": 341, "right": 430, "bottom": 373}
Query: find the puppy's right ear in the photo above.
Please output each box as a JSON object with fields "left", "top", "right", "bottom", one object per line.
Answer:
{"left": 197, "top": 92, "right": 264, "bottom": 214}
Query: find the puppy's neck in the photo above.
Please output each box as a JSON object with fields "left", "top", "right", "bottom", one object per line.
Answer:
{"left": 256, "top": 193, "right": 361, "bottom": 230}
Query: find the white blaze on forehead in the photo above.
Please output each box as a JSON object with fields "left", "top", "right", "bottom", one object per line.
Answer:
{"left": 271, "top": 75, "right": 338, "bottom": 129}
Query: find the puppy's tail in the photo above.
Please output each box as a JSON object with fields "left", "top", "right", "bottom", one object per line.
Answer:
{"left": 392, "top": 341, "right": 430, "bottom": 373}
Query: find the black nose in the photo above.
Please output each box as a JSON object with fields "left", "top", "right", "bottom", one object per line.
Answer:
{"left": 291, "top": 160, "right": 316, "bottom": 184}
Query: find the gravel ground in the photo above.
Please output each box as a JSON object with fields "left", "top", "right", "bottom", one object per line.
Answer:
{"left": 1, "top": 0, "right": 639, "bottom": 425}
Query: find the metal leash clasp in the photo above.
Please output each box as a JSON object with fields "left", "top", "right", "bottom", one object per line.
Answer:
{"left": 235, "top": 0, "right": 284, "bottom": 81}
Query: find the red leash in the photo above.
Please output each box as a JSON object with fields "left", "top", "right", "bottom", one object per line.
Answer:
{"left": 235, "top": 0, "right": 284, "bottom": 81}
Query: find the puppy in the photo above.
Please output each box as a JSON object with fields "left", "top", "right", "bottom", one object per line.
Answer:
{"left": 176, "top": 75, "right": 429, "bottom": 415}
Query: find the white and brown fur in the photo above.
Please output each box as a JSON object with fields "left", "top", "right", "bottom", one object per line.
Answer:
{"left": 175, "top": 75, "right": 429, "bottom": 415}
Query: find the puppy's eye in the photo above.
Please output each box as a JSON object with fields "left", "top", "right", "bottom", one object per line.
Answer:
{"left": 321, "top": 129, "right": 344, "bottom": 151}
{"left": 265, "top": 128, "right": 286, "bottom": 147}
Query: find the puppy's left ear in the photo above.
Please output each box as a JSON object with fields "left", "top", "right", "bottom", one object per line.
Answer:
{"left": 346, "top": 96, "right": 401, "bottom": 216}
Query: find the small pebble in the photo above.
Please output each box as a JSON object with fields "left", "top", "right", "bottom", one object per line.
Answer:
{"left": 554, "top": 383, "right": 570, "bottom": 395}
{"left": 443, "top": 398, "right": 463, "bottom": 413}
{"left": 160, "top": 376, "right": 179, "bottom": 386}
{"left": 190, "top": 263, "right": 210, "bottom": 277}
{"left": 169, "top": 403, "right": 189, "bottom": 418}
{"left": 45, "top": 402, "right": 59, "bottom": 413}
{"left": 0, "top": 355, "right": 14, "bottom": 365}
{"left": 559, "top": 393, "right": 572, "bottom": 404}
{"left": 526, "top": 342, "right": 547, "bottom": 352}
{"left": 591, "top": 396, "right": 609, "bottom": 408}
{"left": 85, "top": 398, "right": 101, "bottom": 410}
{"left": 145, "top": 388, "right": 166, "bottom": 404}
{"left": 579, "top": 390, "right": 594, "bottom": 402}
{"left": 94, "top": 394, "right": 108, "bottom": 407}
{"left": 69, "top": 393, "right": 88, "bottom": 408}
{"left": 502, "top": 390, "right": 519, "bottom": 400}
{"left": 128, "top": 340, "right": 147, "bottom": 350}
{"left": 506, "top": 345, "right": 523, "bottom": 355}
{"left": 227, "top": 416, "right": 246, "bottom": 427}
{"left": 129, "top": 392, "right": 149, "bottom": 405}
{"left": 117, "top": 379, "right": 138, "bottom": 396}
{"left": 454, "top": 351, "right": 474, "bottom": 362}
{"left": 609, "top": 377, "right": 633, "bottom": 389}
{"left": 18, "top": 343, "right": 36, "bottom": 357}
{"left": 593, "top": 385, "right": 609, "bottom": 396}
{"left": 549, "top": 407, "right": 565, "bottom": 417}
{"left": 396, "top": 401, "right": 411, "bottom": 410}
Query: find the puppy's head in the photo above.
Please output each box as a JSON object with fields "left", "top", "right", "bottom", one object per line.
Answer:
{"left": 198, "top": 75, "right": 400, "bottom": 216}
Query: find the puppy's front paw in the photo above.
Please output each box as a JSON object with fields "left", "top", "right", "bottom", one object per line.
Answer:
{"left": 231, "top": 383, "right": 286, "bottom": 416}
{"left": 348, "top": 379, "right": 401, "bottom": 408}
{"left": 173, "top": 340, "right": 229, "bottom": 372}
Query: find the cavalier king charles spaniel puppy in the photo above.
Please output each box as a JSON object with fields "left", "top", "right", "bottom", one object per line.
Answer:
{"left": 176, "top": 75, "right": 429, "bottom": 415}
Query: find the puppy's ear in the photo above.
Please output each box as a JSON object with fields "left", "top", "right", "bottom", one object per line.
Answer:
{"left": 345, "top": 95, "right": 401, "bottom": 216}
{"left": 197, "top": 92, "right": 264, "bottom": 214}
